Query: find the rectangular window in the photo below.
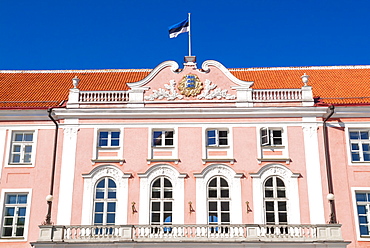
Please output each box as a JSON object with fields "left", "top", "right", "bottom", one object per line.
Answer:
{"left": 349, "top": 130, "right": 370, "bottom": 162}
{"left": 356, "top": 192, "right": 370, "bottom": 236}
{"left": 153, "top": 131, "right": 174, "bottom": 147}
{"left": 261, "top": 128, "right": 283, "bottom": 146}
{"left": 207, "top": 129, "right": 228, "bottom": 147}
{"left": 2, "top": 193, "right": 28, "bottom": 238}
{"left": 98, "top": 131, "right": 120, "bottom": 147}
{"left": 10, "top": 132, "right": 34, "bottom": 164}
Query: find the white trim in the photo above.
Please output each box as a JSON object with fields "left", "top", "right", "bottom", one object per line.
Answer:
{"left": 250, "top": 164, "right": 301, "bottom": 224}
{"left": 148, "top": 127, "right": 178, "bottom": 160}
{"left": 201, "top": 60, "right": 254, "bottom": 88}
{"left": 194, "top": 164, "right": 243, "bottom": 224}
{"left": 56, "top": 119, "right": 79, "bottom": 225}
{"left": 351, "top": 187, "right": 370, "bottom": 241}
{"left": 138, "top": 164, "right": 186, "bottom": 225}
{"left": 0, "top": 129, "right": 7, "bottom": 179}
{"left": 5, "top": 129, "right": 38, "bottom": 168}
{"left": 302, "top": 122, "right": 325, "bottom": 224}
{"left": 127, "top": 61, "right": 179, "bottom": 88}
{"left": 0, "top": 188, "right": 32, "bottom": 242}
{"left": 92, "top": 127, "right": 124, "bottom": 161}
{"left": 81, "top": 165, "right": 131, "bottom": 225}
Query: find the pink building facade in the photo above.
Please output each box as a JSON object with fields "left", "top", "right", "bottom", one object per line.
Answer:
{"left": 1, "top": 57, "right": 370, "bottom": 247}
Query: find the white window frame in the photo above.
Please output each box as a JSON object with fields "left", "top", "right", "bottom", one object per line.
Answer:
{"left": 348, "top": 129, "right": 370, "bottom": 163}
{"left": 152, "top": 130, "right": 174, "bottom": 147}
{"left": 206, "top": 129, "right": 229, "bottom": 147}
{"left": 352, "top": 187, "right": 370, "bottom": 241}
{"left": 250, "top": 164, "right": 300, "bottom": 225}
{"left": 6, "top": 130, "right": 38, "bottom": 167}
{"left": 207, "top": 176, "right": 231, "bottom": 225}
{"left": 195, "top": 164, "right": 243, "bottom": 225}
{"left": 93, "top": 177, "right": 117, "bottom": 226}
{"left": 81, "top": 165, "right": 130, "bottom": 225}
{"left": 92, "top": 128, "right": 124, "bottom": 162}
{"left": 97, "top": 130, "right": 121, "bottom": 148}
{"left": 138, "top": 164, "right": 186, "bottom": 225}
{"left": 260, "top": 127, "right": 284, "bottom": 147}
{"left": 263, "top": 176, "right": 288, "bottom": 225}
{"left": 0, "top": 189, "right": 32, "bottom": 242}
{"left": 150, "top": 177, "right": 173, "bottom": 227}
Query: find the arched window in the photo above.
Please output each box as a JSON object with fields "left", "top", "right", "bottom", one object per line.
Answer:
{"left": 264, "top": 176, "right": 287, "bottom": 225}
{"left": 93, "top": 177, "right": 117, "bottom": 226}
{"left": 207, "top": 176, "right": 230, "bottom": 226}
{"left": 150, "top": 177, "right": 173, "bottom": 231}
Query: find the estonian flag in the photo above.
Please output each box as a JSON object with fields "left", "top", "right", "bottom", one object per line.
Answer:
{"left": 168, "top": 18, "right": 189, "bottom": 38}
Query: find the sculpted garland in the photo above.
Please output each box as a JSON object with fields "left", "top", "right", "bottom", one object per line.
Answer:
{"left": 144, "top": 74, "right": 236, "bottom": 101}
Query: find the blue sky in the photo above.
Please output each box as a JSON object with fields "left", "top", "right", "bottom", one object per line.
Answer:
{"left": 1, "top": 0, "right": 370, "bottom": 70}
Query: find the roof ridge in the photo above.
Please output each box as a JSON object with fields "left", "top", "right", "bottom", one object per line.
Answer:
{"left": 0, "top": 69, "right": 153, "bottom": 73}
{"left": 229, "top": 65, "right": 370, "bottom": 71}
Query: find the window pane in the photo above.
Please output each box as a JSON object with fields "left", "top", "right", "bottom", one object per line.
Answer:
{"left": 209, "top": 178, "right": 217, "bottom": 187}
{"left": 360, "top": 225, "right": 369, "bottom": 235}
{"left": 208, "top": 189, "right": 217, "bottom": 198}
{"left": 265, "top": 189, "right": 273, "bottom": 198}
{"left": 221, "top": 202, "right": 229, "bottom": 211}
{"left": 165, "top": 138, "right": 173, "bottom": 146}
{"left": 352, "top": 153, "right": 360, "bottom": 161}
{"left": 221, "top": 213, "right": 230, "bottom": 222}
{"left": 18, "top": 207, "right": 26, "bottom": 217}
{"left": 111, "top": 132, "right": 120, "bottom": 139}
{"left": 164, "top": 178, "right": 172, "bottom": 187}
{"left": 277, "top": 190, "right": 286, "bottom": 198}
{"left": 209, "top": 202, "right": 217, "bottom": 211}
{"left": 360, "top": 131, "right": 369, "bottom": 140}
{"left": 94, "top": 214, "right": 103, "bottom": 224}
{"left": 153, "top": 178, "right": 160, "bottom": 187}
{"left": 17, "top": 217, "right": 25, "bottom": 225}
{"left": 108, "top": 190, "right": 116, "bottom": 199}
{"left": 359, "top": 216, "right": 368, "bottom": 224}
{"left": 14, "top": 134, "right": 23, "bottom": 141}
{"left": 266, "top": 213, "right": 275, "bottom": 223}
{"left": 99, "top": 139, "right": 108, "bottom": 147}
{"left": 221, "top": 189, "right": 229, "bottom": 198}
{"left": 15, "top": 227, "right": 24, "bottom": 236}
{"left": 208, "top": 138, "right": 216, "bottom": 146}
{"left": 164, "top": 202, "right": 172, "bottom": 211}
{"left": 357, "top": 193, "right": 367, "bottom": 202}
{"left": 24, "top": 134, "right": 33, "bottom": 142}
{"left": 96, "top": 190, "right": 104, "bottom": 199}
{"left": 6, "top": 195, "right": 17, "bottom": 204}
{"left": 95, "top": 202, "right": 104, "bottom": 212}
{"left": 111, "top": 139, "right": 119, "bottom": 146}
{"left": 350, "top": 131, "right": 359, "bottom": 139}
{"left": 276, "top": 178, "right": 285, "bottom": 187}
{"left": 2, "top": 227, "right": 12, "bottom": 236}
{"left": 266, "top": 201, "right": 274, "bottom": 211}
{"left": 108, "top": 179, "right": 116, "bottom": 188}
{"left": 163, "top": 214, "right": 172, "bottom": 223}
{"left": 279, "top": 213, "right": 287, "bottom": 223}
{"left": 207, "top": 130, "right": 216, "bottom": 146}
{"left": 152, "top": 202, "right": 160, "bottom": 211}
{"left": 107, "top": 213, "right": 115, "bottom": 224}
{"left": 97, "top": 180, "right": 105, "bottom": 188}
{"left": 220, "top": 178, "right": 228, "bottom": 187}
{"left": 278, "top": 201, "right": 287, "bottom": 211}
{"left": 265, "top": 178, "right": 273, "bottom": 186}
{"left": 99, "top": 132, "right": 108, "bottom": 138}
{"left": 208, "top": 213, "right": 218, "bottom": 223}
{"left": 352, "top": 144, "right": 360, "bottom": 150}
{"left": 151, "top": 213, "right": 160, "bottom": 223}
{"left": 24, "top": 145, "right": 32, "bottom": 153}
{"left": 164, "top": 189, "right": 172, "bottom": 199}
{"left": 5, "top": 207, "right": 15, "bottom": 216}
{"left": 152, "top": 188, "right": 160, "bottom": 198}
{"left": 153, "top": 131, "right": 162, "bottom": 146}
{"left": 24, "top": 154, "right": 31, "bottom": 163}
{"left": 364, "top": 153, "right": 370, "bottom": 161}
{"left": 17, "top": 195, "right": 27, "bottom": 204}
{"left": 358, "top": 205, "right": 367, "bottom": 214}
{"left": 107, "top": 202, "right": 116, "bottom": 212}
{"left": 4, "top": 218, "right": 13, "bottom": 225}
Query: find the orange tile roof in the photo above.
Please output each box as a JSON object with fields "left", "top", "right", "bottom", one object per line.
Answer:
{"left": 0, "top": 69, "right": 151, "bottom": 108}
{"left": 1, "top": 65, "right": 370, "bottom": 108}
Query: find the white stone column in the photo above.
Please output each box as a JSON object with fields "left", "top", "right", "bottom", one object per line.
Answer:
{"left": 302, "top": 123, "right": 325, "bottom": 224}
{"left": 56, "top": 121, "right": 78, "bottom": 225}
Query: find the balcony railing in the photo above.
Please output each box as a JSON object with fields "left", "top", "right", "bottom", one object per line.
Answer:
{"left": 79, "top": 91, "right": 129, "bottom": 103}
{"left": 37, "top": 224, "right": 344, "bottom": 243}
{"left": 252, "top": 89, "right": 302, "bottom": 102}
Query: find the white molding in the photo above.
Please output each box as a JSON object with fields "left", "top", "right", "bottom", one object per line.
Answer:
{"left": 0, "top": 188, "right": 32, "bottom": 242}
{"left": 81, "top": 165, "right": 131, "bottom": 225}
{"left": 250, "top": 164, "right": 301, "bottom": 224}
{"left": 127, "top": 61, "right": 179, "bottom": 88}
{"left": 194, "top": 164, "right": 243, "bottom": 224}
{"left": 345, "top": 126, "right": 370, "bottom": 166}
{"left": 0, "top": 129, "right": 7, "bottom": 179}
{"left": 56, "top": 120, "right": 79, "bottom": 225}
{"left": 138, "top": 164, "right": 186, "bottom": 225}
{"left": 201, "top": 60, "right": 254, "bottom": 88}
{"left": 302, "top": 122, "right": 325, "bottom": 224}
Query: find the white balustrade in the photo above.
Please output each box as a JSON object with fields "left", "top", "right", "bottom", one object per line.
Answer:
{"left": 252, "top": 89, "right": 302, "bottom": 102}
{"left": 79, "top": 91, "right": 129, "bottom": 103}
{"left": 38, "top": 224, "right": 343, "bottom": 243}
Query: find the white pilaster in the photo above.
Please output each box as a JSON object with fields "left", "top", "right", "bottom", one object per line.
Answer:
{"left": 302, "top": 122, "right": 325, "bottom": 224}
{"left": 0, "top": 129, "right": 7, "bottom": 180}
{"left": 56, "top": 120, "right": 79, "bottom": 225}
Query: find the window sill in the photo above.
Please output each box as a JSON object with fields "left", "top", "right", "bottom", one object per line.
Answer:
{"left": 202, "top": 158, "right": 235, "bottom": 164}
{"left": 91, "top": 159, "right": 125, "bottom": 165}
{"left": 257, "top": 158, "right": 291, "bottom": 164}
{"left": 0, "top": 237, "right": 26, "bottom": 242}
{"left": 98, "top": 146, "right": 121, "bottom": 149}
{"left": 261, "top": 145, "right": 285, "bottom": 149}
{"left": 147, "top": 158, "right": 180, "bottom": 164}
{"left": 6, "top": 163, "right": 34, "bottom": 167}
{"left": 206, "top": 146, "right": 230, "bottom": 148}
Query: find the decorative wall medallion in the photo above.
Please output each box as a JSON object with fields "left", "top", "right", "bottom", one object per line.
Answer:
{"left": 178, "top": 74, "right": 203, "bottom": 97}
{"left": 197, "top": 80, "right": 236, "bottom": 100}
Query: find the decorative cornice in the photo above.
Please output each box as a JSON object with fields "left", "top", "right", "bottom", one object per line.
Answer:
{"left": 201, "top": 60, "right": 254, "bottom": 88}
{"left": 127, "top": 61, "right": 179, "bottom": 88}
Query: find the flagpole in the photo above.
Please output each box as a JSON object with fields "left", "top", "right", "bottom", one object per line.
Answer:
{"left": 188, "top": 13, "right": 191, "bottom": 56}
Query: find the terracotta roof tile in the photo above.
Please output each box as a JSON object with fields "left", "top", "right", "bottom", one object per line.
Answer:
{"left": 1, "top": 65, "right": 370, "bottom": 108}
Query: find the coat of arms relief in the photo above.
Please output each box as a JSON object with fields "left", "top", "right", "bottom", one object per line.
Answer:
{"left": 144, "top": 74, "right": 236, "bottom": 101}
